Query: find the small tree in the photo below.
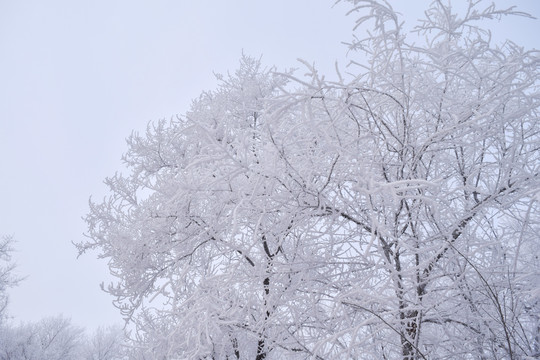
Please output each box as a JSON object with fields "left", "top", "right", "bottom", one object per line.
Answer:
{"left": 79, "top": 1, "right": 539, "bottom": 359}
{"left": 0, "top": 236, "right": 19, "bottom": 325}
{"left": 83, "top": 325, "right": 128, "bottom": 360}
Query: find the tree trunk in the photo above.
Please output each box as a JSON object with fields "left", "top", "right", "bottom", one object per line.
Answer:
{"left": 256, "top": 275, "right": 271, "bottom": 360}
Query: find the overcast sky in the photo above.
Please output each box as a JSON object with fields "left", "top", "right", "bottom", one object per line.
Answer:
{"left": 1, "top": 0, "right": 538, "bottom": 331}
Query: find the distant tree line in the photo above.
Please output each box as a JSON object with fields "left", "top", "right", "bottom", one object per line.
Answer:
{"left": 0, "top": 236, "right": 127, "bottom": 360}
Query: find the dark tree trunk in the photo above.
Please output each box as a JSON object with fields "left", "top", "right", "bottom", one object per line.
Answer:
{"left": 256, "top": 276, "right": 271, "bottom": 360}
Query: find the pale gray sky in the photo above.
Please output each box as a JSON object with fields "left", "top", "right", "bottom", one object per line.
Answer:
{"left": 1, "top": 0, "right": 538, "bottom": 331}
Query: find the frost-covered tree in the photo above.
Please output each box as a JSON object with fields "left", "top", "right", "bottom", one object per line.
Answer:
{"left": 79, "top": 1, "right": 540, "bottom": 359}
{"left": 82, "top": 56, "right": 304, "bottom": 359}
{"left": 83, "top": 325, "right": 128, "bottom": 360}
{"left": 0, "top": 236, "right": 19, "bottom": 325}
{"left": 285, "top": 1, "right": 540, "bottom": 358}
{"left": 0, "top": 316, "right": 84, "bottom": 360}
